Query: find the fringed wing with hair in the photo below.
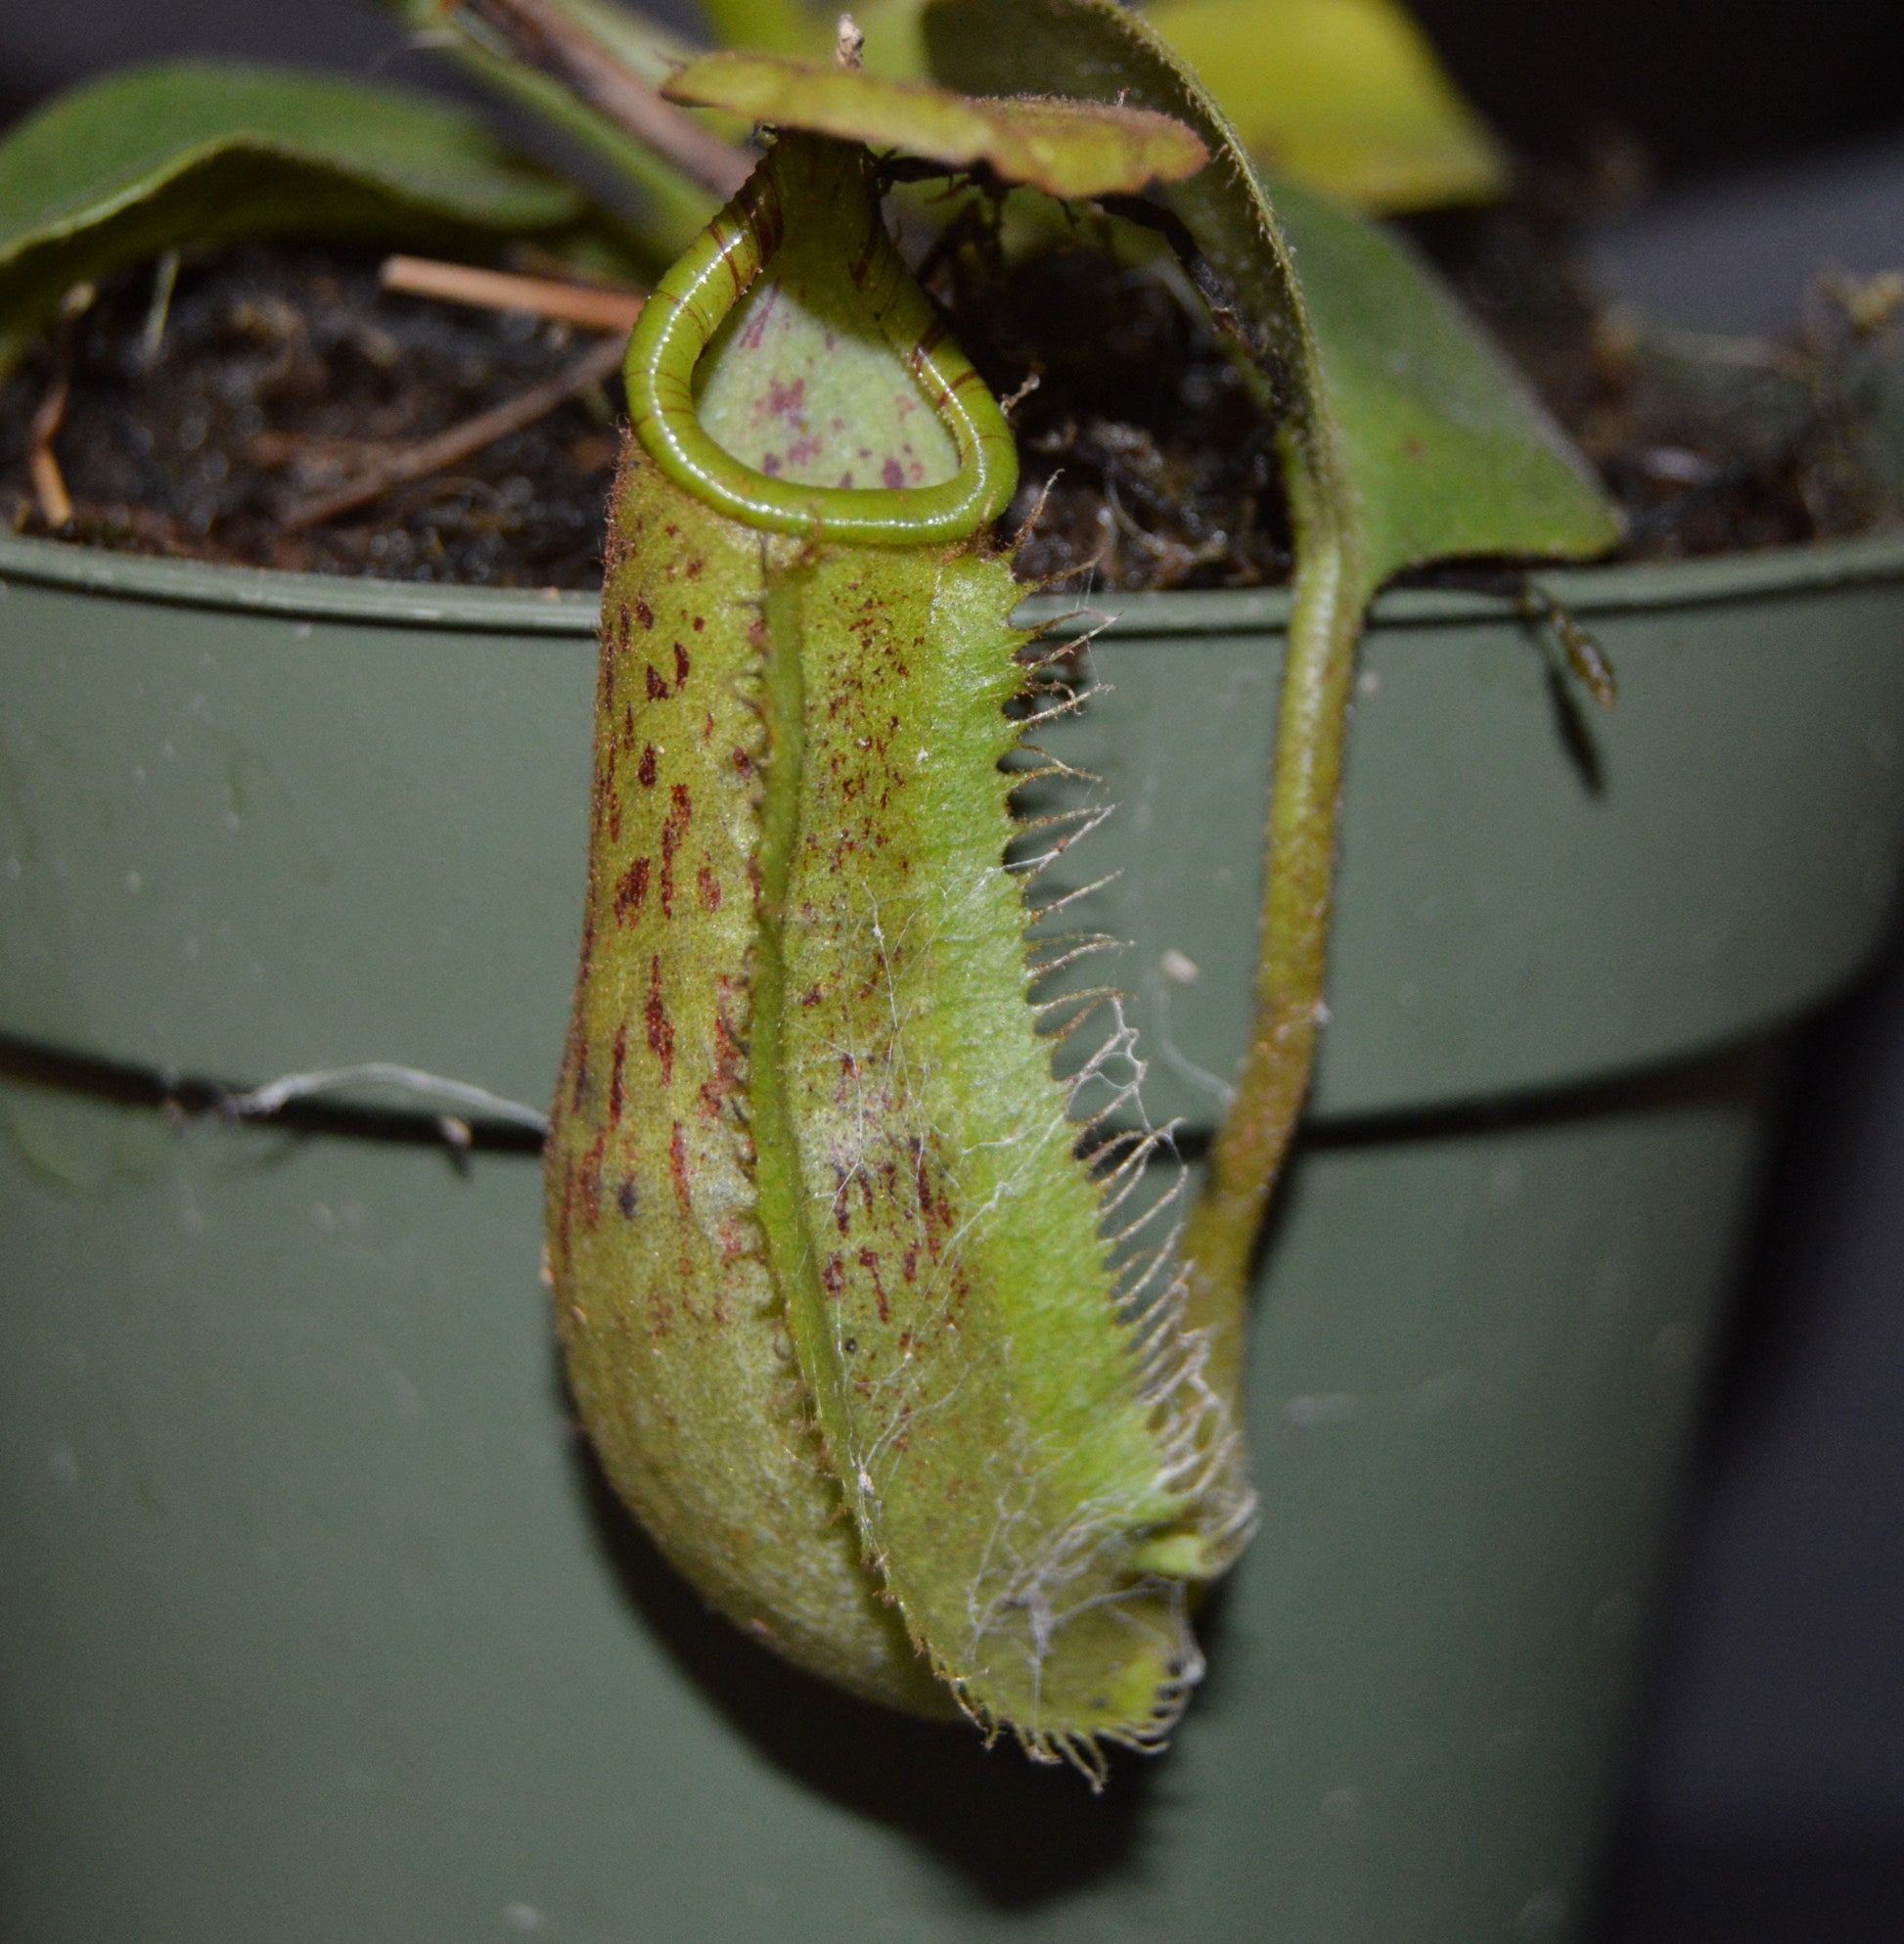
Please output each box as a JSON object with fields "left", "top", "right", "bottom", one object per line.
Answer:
{"left": 544, "top": 130, "right": 1252, "bottom": 1774}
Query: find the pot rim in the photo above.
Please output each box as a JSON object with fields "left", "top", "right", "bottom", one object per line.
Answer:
{"left": 4, "top": 526, "right": 1902, "bottom": 638}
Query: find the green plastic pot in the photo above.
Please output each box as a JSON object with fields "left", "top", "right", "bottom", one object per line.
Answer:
{"left": 4, "top": 527, "right": 1904, "bottom": 1943}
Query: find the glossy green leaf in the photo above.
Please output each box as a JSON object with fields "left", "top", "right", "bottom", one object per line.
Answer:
{"left": 0, "top": 62, "right": 588, "bottom": 377}
{"left": 1145, "top": 0, "right": 1509, "bottom": 212}
{"left": 663, "top": 52, "right": 1208, "bottom": 198}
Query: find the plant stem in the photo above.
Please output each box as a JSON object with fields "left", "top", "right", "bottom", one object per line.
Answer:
{"left": 453, "top": 0, "right": 752, "bottom": 199}
{"left": 1178, "top": 467, "right": 1365, "bottom": 1411}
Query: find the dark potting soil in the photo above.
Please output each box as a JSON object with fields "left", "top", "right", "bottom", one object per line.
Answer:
{"left": 1, "top": 222, "right": 1896, "bottom": 594}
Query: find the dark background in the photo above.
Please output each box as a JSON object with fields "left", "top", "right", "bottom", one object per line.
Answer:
{"left": 5, "top": 0, "right": 1903, "bottom": 185}
{"left": 5, "top": 6, "right": 1902, "bottom": 1937}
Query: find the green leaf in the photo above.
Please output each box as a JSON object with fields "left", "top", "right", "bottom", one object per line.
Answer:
{"left": 0, "top": 62, "right": 589, "bottom": 376}
{"left": 1263, "top": 168, "right": 1621, "bottom": 574}
{"left": 849, "top": 0, "right": 936, "bottom": 79}
{"left": 662, "top": 51, "right": 1208, "bottom": 198}
{"left": 1145, "top": 0, "right": 1509, "bottom": 212}
{"left": 698, "top": 0, "right": 820, "bottom": 58}
{"left": 701, "top": 0, "right": 934, "bottom": 77}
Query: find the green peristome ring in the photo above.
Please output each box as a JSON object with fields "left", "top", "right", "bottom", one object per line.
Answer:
{"left": 623, "top": 133, "right": 1018, "bottom": 544}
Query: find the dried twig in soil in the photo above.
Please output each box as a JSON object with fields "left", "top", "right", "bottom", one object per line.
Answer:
{"left": 381, "top": 254, "right": 647, "bottom": 331}
{"left": 25, "top": 285, "right": 98, "bottom": 526}
{"left": 27, "top": 373, "right": 73, "bottom": 527}
{"left": 281, "top": 328, "right": 629, "bottom": 529}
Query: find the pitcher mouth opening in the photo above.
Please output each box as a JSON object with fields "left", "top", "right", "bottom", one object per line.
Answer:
{"left": 623, "top": 133, "right": 1017, "bottom": 546}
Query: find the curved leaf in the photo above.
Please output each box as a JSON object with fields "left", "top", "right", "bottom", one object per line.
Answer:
{"left": 663, "top": 51, "right": 1208, "bottom": 198}
{"left": 1145, "top": 0, "right": 1509, "bottom": 212}
{"left": 1265, "top": 168, "right": 1621, "bottom": 574}
{"left": 0, "top": 63, "right": 589, "bottom": 374}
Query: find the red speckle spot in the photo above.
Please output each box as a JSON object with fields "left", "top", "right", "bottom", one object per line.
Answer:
{"left": 667, "top": 1120, "right": 692, "bottom": 1216}
{"left": 610, "top": 1027, "right": 627, "bottom": 1124}
{"left": 613, "top": 857, "right": 650, "bottom": 924}
{"left": 799, "top": 985, "right": 824, "bottom": 1009}
{"left": 858, "top": 1247, "right": 889, "bottom": 1323}
{"left": 646, "top": 663, "right": 669, "bottom": 701}
{"left": 674, "top": 643, "right": 692, "bottom": 688}
{"left": 692, "top": 616, "right": 705, "bottom": 633}
{"left": 739, "top": 295, "right": 774, "bottom": 351}
{"left": 616, "top": 1178, "right": 639, "bottom": 1220}
{"left": 882, "top": 458, "right": 905, "bottom": 490}
{"left": 697, "top": 864, "right": 723, "bottom": 911}
{"left": 580, "top": 1132, "right": 606, "bottom": 1229}
{"left": 711, "top": 1004, "right": 744, "bottom": 1099}
{"left": 659, "top": 785, "right": 692, "bottom": 918}
{"left": 732, "top": 746, "right": 754, "bottom": 780}
{"left": 822, "top": 1254, "right": 844, "bottom": 1298}
{"left": 635, "top": 597, "right": 656, "bottom": 629}
{"left": 646, "top": 955, "right": 675, "bottom": 1085}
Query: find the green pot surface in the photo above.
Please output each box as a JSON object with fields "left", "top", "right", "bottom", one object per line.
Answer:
{"left": 3, "top": 530, "right": 1902, "bottom": 1942}
{"left": 5, "top": 530, "right": 1904, "bottom": 1123}
{"left": 1, "top": 1055, "right": 1768, "bottom": 1944}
